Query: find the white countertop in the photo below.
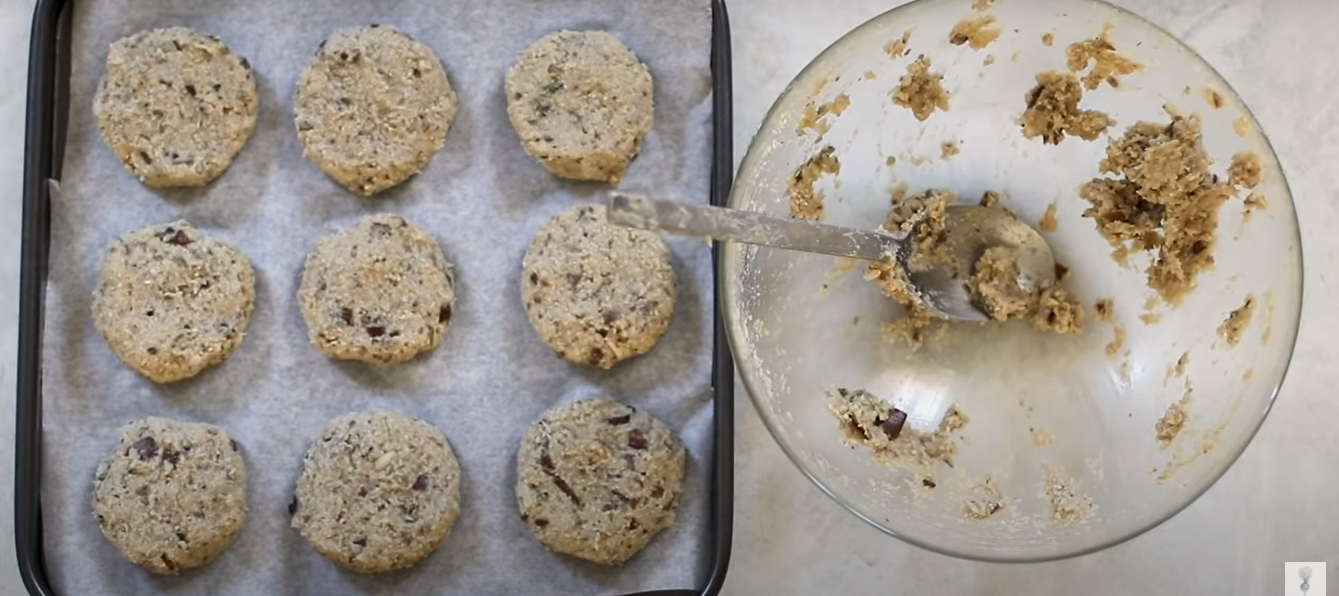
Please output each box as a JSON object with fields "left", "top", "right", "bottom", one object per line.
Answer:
{"left": 1, "top": 0, "right": 1337, "bottom": 594}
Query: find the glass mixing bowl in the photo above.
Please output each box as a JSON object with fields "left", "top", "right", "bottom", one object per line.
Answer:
{"left": 723, "top": 0, "right": 1302, "bottom": 562}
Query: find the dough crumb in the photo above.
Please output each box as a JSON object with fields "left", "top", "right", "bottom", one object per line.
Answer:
{"left": 949, "top": 15, "right": 1001, "bottom": 50}
{"left": 1261, "top": 293, "right": 1274, "bottom": 345}
{"left": 788, "top": 146, "right": 840, "bottom": 220}
{"left": 885, "top": 29, "right": 914, "bottom": 58}
{"left": 1020, "top": 71, "right": 1114, "bottom": 144}
{"left": 962, "top": 476, "right": 1005, "bottom": 520}
{"left": 1105, "top": 325, "right": 1126, "bottom": 359}
{"left": 1042, "top": 32, "right": 1055, "bottom": 46}
{"left": 864, "top": 191, "right": 953, "bottom": 349}
{"left": 1233, "top": 117, "right": 1251, "bottom": 137}
{"left": 797, "top": 94, "right": 852, "bottom": 135}
{"left": 880, "top": 309, "right": 943, "bottom": 349}
{"left": 886, "top": 156, "right": 898, "bottom": 167}
{"left": 1156, "top": 398, "right": 1233, "bottom": 484}
{"left": 1168, "top": 351, "right": 1189, "bottom": 380}
{"left": 979, "top": 190, "right": 1001, "bottom": 208}
{"left": 1228, "top": 152, "right": 1262, "bottom": 188}
{"left": 1155, "top": 388, "right": 1191, "bottom": 447}
{"left": 969, "top": 247, "right": 1036, "bottom": 321}
{"left": 1139, "top": 312, "right": 1161, "bottom": 325}
{"left": 1217, "top": 294, "right": 1255, "bottom": 347}
{"left": 941, "top": 141, "right": 960, "bottom": 159}
{"left": 1066, "top": 25, "right": 1142, "bottom": 90}
{"left": 1242, "top": 192, "right": 1268, "bottom": 224}
{"left": 1203, "top": 87, "right": 1224, "bottom": 109}
{"left": 1030, "top": 426, "right": 1056, "bottom": 447}
{"left": 864, "top": 69, "right": 878, "bottom": 80}
{"left": 964, "top": 244, "right": 1086, "bottom": 334}
{"left": 1093, "top": 298, "right": 1114, "bottom": 323}
{"left": 1242, "top": 368, "right": 1254, "bottom": 382}
{"left": 972, "top": 0, "right": 994, "bottom": 11}
{"left": 1079, "top": 112, "right": 1235, "bottom": 304}
{"left": 1042, "top": 465, "right": 1094, "bottom": 525}
{"left": 1039, "top": 202, "right": 1059, "bottom": 232}
{"left": 1030, "top": 285, "right": 1085, "bottom": 335}
{"left": 827, "top": 388, "right": 968, "bottom": 481}
{"left": 892, "top": 56, "right": 950, "bottom": 121}
{"left": 983, "top": 54, "right": 996, "bottom": 66}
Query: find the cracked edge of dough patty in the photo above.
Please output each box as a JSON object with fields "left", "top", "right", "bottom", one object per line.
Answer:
{"left": 292, "top": 410, "right": 462, "bottom": 574}
{"left": 520, "top": 204, "right": 676, "bottom": 369}
{"left": 297, "top": 213, "right": 456, "bottom": 366}
{"left": 505, "top": 30, "right": 654, "bottom": 183}
{"left": 93, "top": 27, "right": 258, "bottom": 188}
{"left": 516, "top": 397, "right": 686, "bottom": 565}
{"left": 91, "top": 220, "right": 256, "bottom": 383}
{"left": 295, "top": 25, "right": 458, "bottom": 196}
{"left": 92, "top": 416, "right": 247, "bottom": 575}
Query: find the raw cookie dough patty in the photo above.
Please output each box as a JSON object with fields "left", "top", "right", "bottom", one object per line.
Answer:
{"left": 93, "top": 27, "right": 257, "bottom": 187}
{"left": 521, "top": 205, "right": 675, "bottom": 369}
{"left": 92, "top": 221, "right": 256, "bottom": 383}
{"left": 295, "top": 25, "right": 458, "bottom": 196}
{"left": 516, "top": 397, "right": 686, "bottom": 565}
{"left": 297, "top": 213, "right": 455, "bottom": 365}
{"left": 505, "top": 30, "right": 654, "bottom": 183}
{"left": 93, "top": 417, "right": 247, "bottom": 575}
{"left": 292, "top": 411, "right": 462, "bottom": 574}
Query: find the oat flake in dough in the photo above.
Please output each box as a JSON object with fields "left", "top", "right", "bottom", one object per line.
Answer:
{"left": 91, "top": 221, "right": 255, "bottom": 383}
{"left": 92, "top": 417, "right": 247, "bottom": 575}
{"left": 93, "top": 27, "right": 258, "bottom": 187}
{"left": 521, "top": 205, "right": 676, "bottom": 369}
{"left": 292, "top": 411, "right": 462, "bottom": 574}
{"left": 295, "top": 25, "right": 458, "bottom": 196}
{"left": 515, "top": 397, "right": 686, "bottom": 565}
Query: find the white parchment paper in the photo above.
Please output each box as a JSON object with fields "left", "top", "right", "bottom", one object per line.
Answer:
{"left": 40, "top": 1, "right": 716, "bottom": 594}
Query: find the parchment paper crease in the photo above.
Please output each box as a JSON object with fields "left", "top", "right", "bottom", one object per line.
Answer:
{"left": 40, "top": 1, "right": 715, "bottom": 594}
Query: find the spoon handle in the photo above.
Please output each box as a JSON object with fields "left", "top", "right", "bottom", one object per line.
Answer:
{"left": 607, "top": 193, "right": 899, "bottom": 262}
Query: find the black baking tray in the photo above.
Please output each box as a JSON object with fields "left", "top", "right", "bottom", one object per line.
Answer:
{"left": 13, "top": 0, "right": 735, "bottom": 594}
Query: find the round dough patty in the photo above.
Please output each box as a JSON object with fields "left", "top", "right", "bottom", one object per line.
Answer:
{"left": 522, "top": 205, "right": 676, "bottom": 369}
{"left": 292, "top": 411, "right": 462, "bottom": 574}
{"left": 93, "top": 27, "right": 258, "bottom": 187}
{"left": 505, "top": 30, "right": 654, "bottom": 183}
{"left": 297, "top": 213, "right": 455, "bottom": 365}
{"left": 93, "top": 417, "right": 247, "bottom": 575}
{"left": 296, "top": 25, "right": 458, "bottom": 196}
{"left": 516, "top": 397, "right": 686, "bottom": 565}
{"left": 92, "top": 221, "right": 256, "bottom": 383}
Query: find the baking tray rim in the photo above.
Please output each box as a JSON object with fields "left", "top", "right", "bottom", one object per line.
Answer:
{"left": 12, "top": 1, "right": 736, "bottom": 594}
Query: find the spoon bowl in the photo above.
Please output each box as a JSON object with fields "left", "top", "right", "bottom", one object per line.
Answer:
{"left": 607, "top": 192, "right": 1056, "bottom": 321}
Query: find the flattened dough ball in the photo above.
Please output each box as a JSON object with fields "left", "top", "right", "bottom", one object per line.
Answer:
{"left": 93, "top": 417, "right": 247, "bottom": 575}
{"left": 516, "top": 397, "right": 686, "bottom": 565}
{"left": 295, "top": 25, "right": 458, "bottom": 196}
{"left": 505, "top": 30, "right": 654, "bottom": 183}
{"left": 93, "top": 27, "right": 258, "bottom": 187}
{"left": 297, "top": 213, "right": 455, "bottom": 365}
{"left": 521, "top": 205, "right": 676, "bottom": 369}
{"left": 292, "top": 411, "right": 463, "bottom": 574}
{"left": 92, "top": 221, "right": 256, "bottom": 383}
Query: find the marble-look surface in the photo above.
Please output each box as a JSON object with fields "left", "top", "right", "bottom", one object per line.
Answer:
{"left": 1, "top": 0, "right": 1336, "bottom": 594}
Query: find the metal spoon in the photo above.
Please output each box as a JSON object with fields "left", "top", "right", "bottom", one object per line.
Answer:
{"left": 606, "top": 192, "right": 1057, "bottom": 322}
